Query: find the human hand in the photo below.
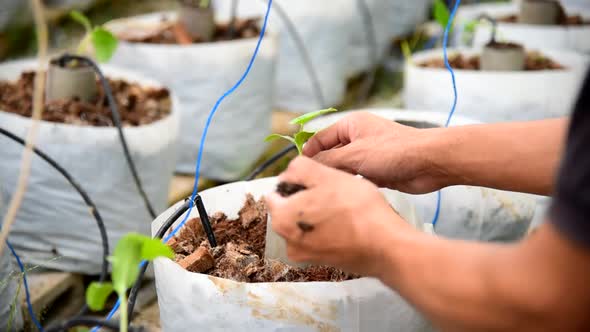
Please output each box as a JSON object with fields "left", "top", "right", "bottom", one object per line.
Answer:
{"left": 265, "top": 156, "right": 415, "bottom": 276}
{"left": 303, "top": 112, "right": 450, "bottom": 194}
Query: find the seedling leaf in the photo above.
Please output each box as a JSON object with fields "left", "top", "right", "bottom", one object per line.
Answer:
{"left": 91, "top": 27, "right": 118, "bottom": 62}
{"left": 140, "top": 238, "right": 174, "bottom": 260}
{"left": 433, "top": 0, "right": 451, "bottom": 30}
{"left": 70, "top": 10, "right": 92, "bottom": 32}
{"left": 290, "top": 108, "right": 337, "bottom": 126}
{"left": 293, "top": 131, "right": 316, "bottom": 154}
{"left": 265, "top": 134, "right": 295, "bottom": 144}
{"left": 86, "top": 282, "right": 114, "bottom": 311}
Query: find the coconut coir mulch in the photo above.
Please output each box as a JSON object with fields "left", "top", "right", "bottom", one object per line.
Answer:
{"left": 122, "top": 18, "right": 261, "bottom": 44}
{"left": 169, "top": 194, "right": 358, "bottom": 283}
{"left": 419, "top": 51, "right": 564, "bottom": 70}
{"left": 0, "top": 71, "right": 171, "bottom": 127}
{"left": 498, "top": 14, "right": 589, "bottom": 25}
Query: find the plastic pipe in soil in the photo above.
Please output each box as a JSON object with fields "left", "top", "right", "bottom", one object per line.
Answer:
{"left": 96, "top": 1, "right": 274, "bottom": 328}
{"left": 56, "top": 54, "right": 157, "bottom": 220}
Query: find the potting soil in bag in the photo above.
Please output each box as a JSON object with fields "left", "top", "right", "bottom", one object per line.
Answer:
{"left": 153, "top": 177, "right": 435, "bottom": 331}
{"left": 0, "top": 60, "right": 179, "bottom": 274}
{"left": 107, "top": 11, "right": 277, "bottom": 179}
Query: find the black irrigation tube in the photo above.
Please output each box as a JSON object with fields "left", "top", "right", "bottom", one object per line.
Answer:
{"left": 45, "top": 317, "right": 143, "bottom": 332}
{"left": 56, "top": 54, "right": 157, "bottom": 220}
{"left": 0, "top": 127, "right": 109, "bottom": 317}
{"left": 477, "top": 14, "right": 499, "bottom": 43}
{"left": 245, "top": 144, "right": 297, "bottom": 181}
{"left": 258, "top": 0, "right": 326, "bottom": 108}
{"left": 356, "top": 0, "right": 379, "bottom": 107}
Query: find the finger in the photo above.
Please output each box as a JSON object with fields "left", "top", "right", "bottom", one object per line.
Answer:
{"left": 303, "top": 120, "right": 352, "bottom": 157}
{"left": 313, "top": 145, "right": 361, "bottom": 174}
{"left": 278, "top": 156, "right": 339, "bottom": 189}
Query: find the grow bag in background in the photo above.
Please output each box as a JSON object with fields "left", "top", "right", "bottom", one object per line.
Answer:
{"left": 153, "top": 177, "right": 434, "bottom": 331}
{"left": 455, "top": 3, "right": 590, "bottom": 54}
{"left": 214, "top": 0, "right": 351, "bottom": 111}
{"left": 305, "top": 109, "right": 538, "bottom": 242}
{"left": 107, "top": 12, "right": 277, "bottom": 179}
{"left": 0, "top": 59, "right": 179, "bottom": 274}
{"left": 404, "top": 48, "right": 589, "bottom": 123}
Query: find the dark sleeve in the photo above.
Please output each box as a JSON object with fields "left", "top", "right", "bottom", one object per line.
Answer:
{"left": 549, "top": 69, "right": 590, "bottom": 248}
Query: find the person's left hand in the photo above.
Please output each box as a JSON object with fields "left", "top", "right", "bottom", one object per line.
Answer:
{"left": 265, "top": 156, "right": 414, "bottom": 277}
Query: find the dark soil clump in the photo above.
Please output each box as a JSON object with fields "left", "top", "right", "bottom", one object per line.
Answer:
{"left": 0, "top": 71, "right": 171, "bottom": 126}
{"left": 486, "top": 41, "right": 523, "bottom": 50}
{"left": 276, "top": 182, "right": 306, "bottom": 197}
{"left": 169, "top": 194, "right": 358, "bottom": 283}
{"left": 122, "top": 18, "right": 261, "bottom": 44}
{"left": 419, "top": 51, "right": 564, "bottom": 71}
{"left": 498, "top": 14, "right": 589, "bottom": 25}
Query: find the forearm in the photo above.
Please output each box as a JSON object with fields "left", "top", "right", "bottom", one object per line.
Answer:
{"left": 425, "top": 118, "right": 568, "bottom": 195}
{"left": 375, "top": 223, "right": 590, "bottom": 332}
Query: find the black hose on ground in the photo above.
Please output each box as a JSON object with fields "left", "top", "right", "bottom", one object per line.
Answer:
{"left": 356, "top": 0, "right": 380, "bottom": 107}
{"left": 56, "top": 54, "right": 157, "bottom": 220}
{"left": 0, "top": 126, "right": 109, "bottom": 317}
{"left": 258, "top": 0, "right": 326, "bottom": 108}
{"left": 245, "top": 144, "right": 296, "bottom": 181}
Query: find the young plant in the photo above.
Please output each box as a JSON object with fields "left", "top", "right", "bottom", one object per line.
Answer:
{"left": 69, "top": 10, "right": 118, "bottom": 62}
{"left": 433, "top": 0, "right": 451, "bottom": 31}
{"left": 85, "top": 233, "right": 174, "bottom": 332}
{"left": 265, "top": 108, "right": 337, "bottom": 155}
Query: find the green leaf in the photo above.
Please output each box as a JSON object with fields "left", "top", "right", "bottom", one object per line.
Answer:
{"left": 293, "top": 131, "right": 316, "bottom": 155}
{"left": 91, "top": 27, "right": 118, "bottom": 63}
{"left": 433, "top": 0, "right": 451, "bottom": 30}
{"left": 110, "top": 233, "right": 144, "bottom": 294}
{"left": 141, "top": 238, "right": 174, "bottom": 260}
{"left": 265, "top": 134, "right": 295, "bottom": 144}
{"left": 70, "top": 10, "right": 92, "bottom": 32}
{"left": 75, "top": 328, "right": 91, "bottom": 332}
{"left": 463, "top": 19, "right": 479, "bottom": 34}
{"left": 289, "top": 108, "right": 338, "bottom": 126}
{"left": 86, "top": 282, "right": 114, "bottom": 311}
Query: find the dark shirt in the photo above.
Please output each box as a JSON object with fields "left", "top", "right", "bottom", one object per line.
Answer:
{"left": 549, "top": 69, "right": 590, "bottom": 248}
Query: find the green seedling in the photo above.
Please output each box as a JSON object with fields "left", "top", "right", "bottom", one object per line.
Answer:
{"left": 433, "top": 0, "right": 451, "bottom": 31}
{"left": 265, "top": 108, "right": 338, "bottom": 155}
{"left": 85, "top": 233, "right": 174, "bottom": 332}
{"left": 70, "top": 10, "right": 118, "bottom": 62}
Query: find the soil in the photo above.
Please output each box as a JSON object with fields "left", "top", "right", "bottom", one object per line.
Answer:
{"left": 276, "top": 182, "right": 306, "bottom": 197}
{"left": 498, "top": 14, "right": 589, "bottom": 25}
{"left": 419, "top": 51, "right": 564, "bottom": 71}
{"left": 169, "top": 194, "right": 359, "bottom": 283}
{"left": 485, "top": 41, "right": 524, "bottom": 50}
{"left": 122, "top": 17, "right": 261, "bottom": 44}
{"left": 0, "top": 71, "right": 171, "bottom": 126}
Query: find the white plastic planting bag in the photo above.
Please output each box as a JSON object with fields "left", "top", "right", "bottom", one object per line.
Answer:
{"left": 153, "top": 177, "right": 434, "bottom": 331}
{"left": 0, "top": 59, "right": 179, "bottom": 274}
{"left": 0, "top": 188, "right": 23, "bottom": 332}
{"left": 455, "top": 3, "right": 590, "bottom": 54}
{"left": 214, "top": 0, "right": 351, "bottom": 111}
{"left": 404, "top": 48, "right": 589, "bottom": 123}
{"left": 107, "top": 12, "right": 277, "bottom": 179}
{"left": 306, "top": 109, "right": 537, "bottom": 241}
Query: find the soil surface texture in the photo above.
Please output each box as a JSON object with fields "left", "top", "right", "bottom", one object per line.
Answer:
{"left": 122, "top": 18, "right": 261, "bottom": 44}
{"left": 498, "top": 14, "right": 589, "bottom": 25}
{"left": 419, "top": 51, "right": 564, "bottom": 70}
{"left": 0, "top": 71, "right": 171, "bottom": 126}
{"left": 276, "top": 182, "right": 306, "bottom": 197}
{"left": 169, "top": 194, "right": 358, "bottom": 283}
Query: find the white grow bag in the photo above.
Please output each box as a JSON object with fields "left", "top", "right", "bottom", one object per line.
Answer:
{"left": 1, "top": 188, "right": 23, "bottom": 332}
{"left": 455, "top": 3, "right": 590, "bottom": 54}
{"left": 107, "top": 12, "right": 277, "bottom": 179}
{"left": 305, "top": 109, "right": 538, "bottom": 242}
{"left": 404, "top": 48, "right": 589, "bottom": 123}
{"left": 0, "top": 59, "right": 179, "bottom": 274}
{"left": 153, "top": 177, "right": 434, "bottom": 331}
{"left": 214, "top": 0, "right": 351, "bottom": 111}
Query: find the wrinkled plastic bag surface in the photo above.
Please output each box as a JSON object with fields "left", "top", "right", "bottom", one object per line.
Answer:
{"left": 108, "top": 12, "right": 276, "bottom": 178}
{"left": 0, "top": 60, "right": 179, "bottom": 274}
{"left": 153, "top": 177, "right": 434, "bottom": 331}
{"left": 404, "top": 48, "right": 589, "bottom": 122}
{"left": 306, "top": 109, "right": 537, "bottom": 241}
{"left": 455, "top": 3, "right": 590, "bottom": 54}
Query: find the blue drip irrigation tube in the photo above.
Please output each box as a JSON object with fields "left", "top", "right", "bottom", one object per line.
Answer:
{"left": 431, "top": 0, "right": 461, "bottom": 227}
{"left": 6, "top": 240, "right": 44, "bottom": 331}
{"left": 93, "top": 1, "right": 274, "bottom": 330}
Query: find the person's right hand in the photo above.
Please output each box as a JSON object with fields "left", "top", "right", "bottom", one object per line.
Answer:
{"left": 303, "top": 112, "right": 450, "bottom": 194}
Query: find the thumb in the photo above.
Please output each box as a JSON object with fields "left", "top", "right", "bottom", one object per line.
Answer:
{"left": 313, "top": 145, "right": 361, "bottom": 175}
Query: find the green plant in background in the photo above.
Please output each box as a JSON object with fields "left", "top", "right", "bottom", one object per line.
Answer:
{"left": 85, "top": 233, "right": 174, "bottom": 332}
{"left": 433, "top": 0, "right": 451, "bottom": 30}
{"left": 69, "top": 10, "right": 118, "bottom": 62}
{"left": 265, "top": 108, "right": 338, "bottom": 155}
